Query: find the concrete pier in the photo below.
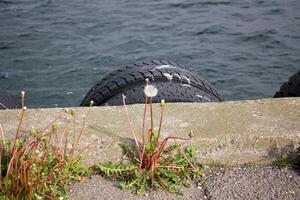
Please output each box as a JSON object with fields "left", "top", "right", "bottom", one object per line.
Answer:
{"left": 0, "top": 97, "right": 299, "bottom": 166}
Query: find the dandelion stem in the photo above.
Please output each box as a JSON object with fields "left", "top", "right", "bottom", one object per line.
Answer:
{"left": 150, "top": 97, "right": 153, "bottom": 132}
{"left": 122, "top": 94, "right": 141, "bottom": 159}
{"left": 157, "top": 105, "right": 164, "bottom": 142}
{"left": 139, "top": 96, "right": 148, "bottom": 171}
{"left": 158, "top": 136, "right": 190, "bottom": 156}
{"left": 141, "top": 96, "right": 148, "bottom": 137}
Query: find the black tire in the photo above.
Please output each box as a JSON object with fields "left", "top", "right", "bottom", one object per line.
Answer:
{"left": 80, "top": 60, "right": 223, "bottom": 106}
{"left": 0, "top": 89, "right": 19, "bottom": 109}
{"left": 274, "top": 70, "right": 300, "bottom": 98}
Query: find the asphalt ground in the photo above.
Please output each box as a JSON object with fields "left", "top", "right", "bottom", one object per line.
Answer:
{"left": 69, "top": 165, "right": 300, "bottom": 200}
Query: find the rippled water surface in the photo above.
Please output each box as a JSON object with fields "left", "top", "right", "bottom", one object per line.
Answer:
{"left": 0, "top": 0, "right": 299, "bottom": 107}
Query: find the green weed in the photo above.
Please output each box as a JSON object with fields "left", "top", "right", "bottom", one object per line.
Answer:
{"left": 97, "top": 80, "right": 204, "bottom": 195}
{"left": 0, "top": 92, "right": 96, "bottom": 200}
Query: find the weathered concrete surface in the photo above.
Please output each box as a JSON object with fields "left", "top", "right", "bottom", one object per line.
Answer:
{"left": 0, "top": 97, "right": 299, "bottom": 165}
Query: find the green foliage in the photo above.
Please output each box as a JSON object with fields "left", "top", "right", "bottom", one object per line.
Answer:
{"left": 98, "top": 143, "right": 203, "bottom": 195}
{"left": 273, "top": 147, "right": 300, "bottom": 169}
{"left": 0, "top": 136, "right": 92, "bottom": 200}
{"left": 273, "top": 156, "right": 297, "bottom": 169}
{"left": 0, "top": 95, "right": 96, "bottom": 200}
{"left": 99, "top": 163, "right": 137, "bottom": 179}
{"left": 96, "top": 86, "right": 204, "bottom": 196}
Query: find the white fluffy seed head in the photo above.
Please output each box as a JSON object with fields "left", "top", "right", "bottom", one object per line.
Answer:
{"left": 90, "top": 100, "right": 94, "bottom": 106}
{"left": 21, "top": 91, "right": 25, "bottom": 97}
{"left": 144, "top": 85, "right": 158, "bottom": 97}
{"left": 23, "top": 106, "right": 27, "bottom": 110}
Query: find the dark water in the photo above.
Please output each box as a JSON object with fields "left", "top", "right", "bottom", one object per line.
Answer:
{"left": 0, "top": 0, "right": 299, "bottom": 108}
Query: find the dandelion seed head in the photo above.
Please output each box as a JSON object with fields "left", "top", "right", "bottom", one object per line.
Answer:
{"left": 144, "top": 85, "right": 158, "bottom": 97}
{"left": 23, "top": 106, "right": 27, "bottom": 110}
{"left": 21, "top": 91, "right": 25, "bottom": 97}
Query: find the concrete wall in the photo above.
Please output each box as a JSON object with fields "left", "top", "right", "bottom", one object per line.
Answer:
{"left": 0, "top": 97, "right": 299, "bottom": 166}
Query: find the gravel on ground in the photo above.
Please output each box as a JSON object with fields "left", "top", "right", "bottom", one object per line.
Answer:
{"left": 69, "top": 166, "right": 300, "bottom": 200}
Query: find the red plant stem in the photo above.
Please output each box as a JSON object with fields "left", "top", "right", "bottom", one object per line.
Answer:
{"left": 28, "top": 183, "right": 33, "bottom": 200}
{"left": 150, "top": 97, "right": 153, "bottom": 132}
{"left": 139, "top": 143, "right": 147, "bottom": 171}
{"left": 74, "top": 107, "right": 90, "bottom": 151}
{"left": 12, "top": 108, "right": 25, "bottom": 155}
{"left": 72, "top": 114, "right": 76, "bottom": 151}
{"left": 150, "top": 156, "right": 155, "bottom": 190}
{"left": 6, "top": 140, "right": 37, "bottom": 190}
{"left": 157, "top": 136, "right": 190, "bottom": 158}
{"left": 148, "top": 128, "right": 153, "bottom": 143}
{"left": 5, "top": 105, "right": 25, "bottom": 195}
{"left": 63, "top": 124, "right": 69, "bottom": 157}
{"left": 122, "top": 94, "right": 141, "bottom": 159}
{"left": 6, "top": 150, "right": 17, "bottom": 181}
{"left": 40, "top": 116, "right": 61, "bottom": 136}
{"left": 139, "top": 97, "right": 148, "bottom": 171}
{"left": 73, "top": 138, "right": 98, "bottom": 155}
{"left": 145, "top": 148, "right": 159, "bottom": 170}
{"left": 141, "top": 96, "right": 148, "bottom": 138}
{"left": 54, "top": 126, "right": 59, "bottom": 152}
{"left": 157, "top": 105, "right": 164, "bottom": 143}
{"left": 18, "top": 160, "right": 31, "bottom": 185}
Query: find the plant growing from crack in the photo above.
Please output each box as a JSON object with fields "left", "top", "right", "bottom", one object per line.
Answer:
{"left": 0, "top": 92, "right": 97, "bottom": 199}
{"left": 97, "top": 79, "right": 203, "bottom": 195}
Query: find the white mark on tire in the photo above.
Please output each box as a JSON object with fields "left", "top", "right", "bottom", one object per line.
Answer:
{"left": 196, "top": 94, "right": 211, "bottom": 102}
{"left": 163, "top": 73, "right": 173, "bottom": 81}
{"left": 174, "top": 74, "right": 181, "bottom": 80}
{"left": 154, "top": 65, "right": 175, "bottom": 70}
{"left": 0, "top": 102, "right": 8, "bottom": 109}
{"left": 182, "top": 75, "right": 191, "bottom": 84}
{"left": 182, "top": 84, "right": 191, "bottom": 87}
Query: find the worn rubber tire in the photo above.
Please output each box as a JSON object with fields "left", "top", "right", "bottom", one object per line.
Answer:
{"left": 274, "top": 70, "right": 300, "bottom": 98}
{"left": 0, "top": 89, "right": 19, "bottom": 109}
{"left": 80, "top": 60, "right": 223, "bottom": 106}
